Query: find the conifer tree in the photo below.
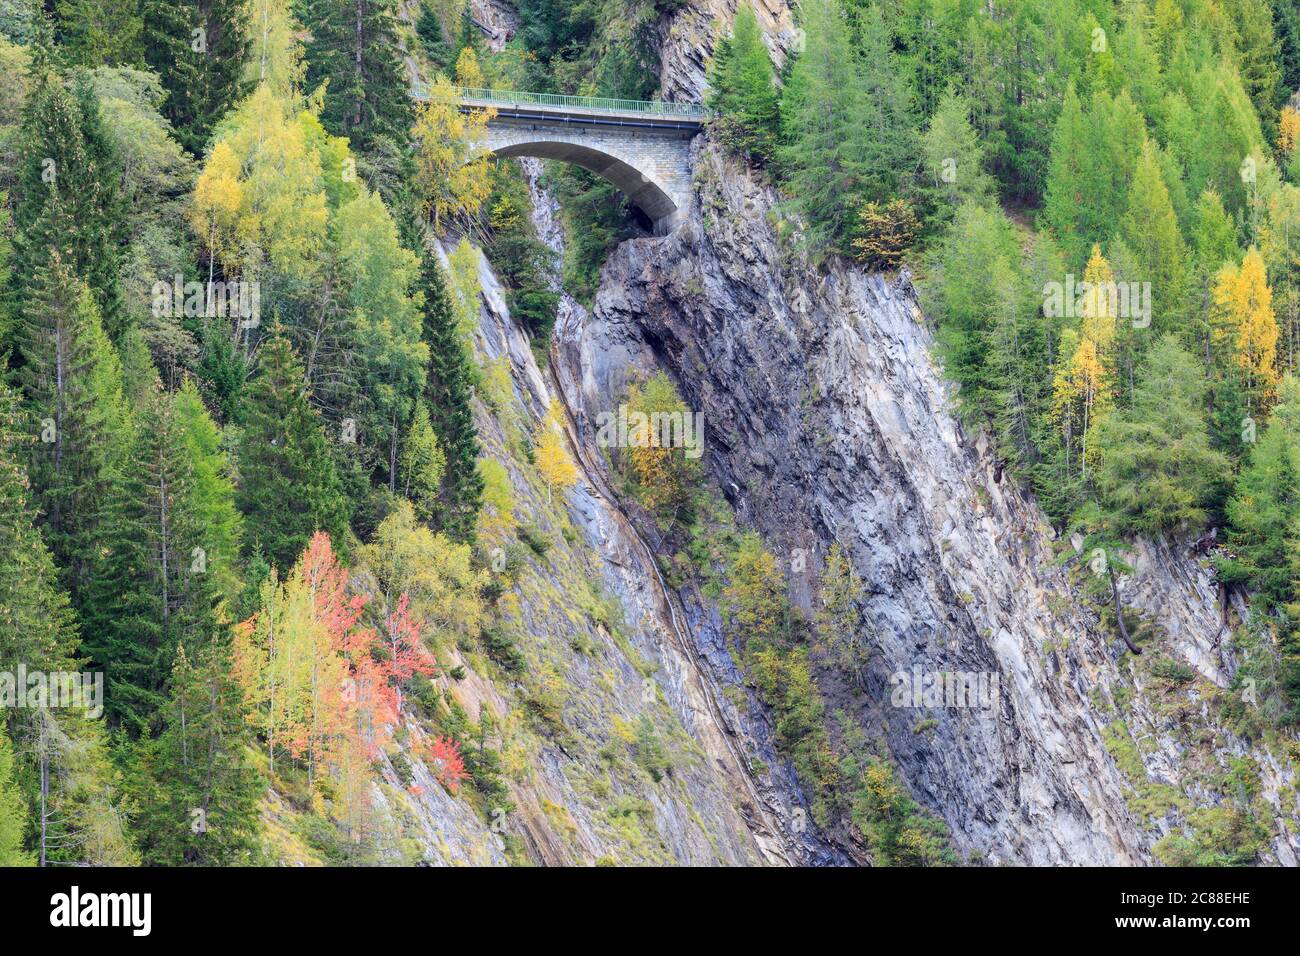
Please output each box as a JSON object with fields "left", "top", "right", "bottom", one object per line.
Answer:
{"left": 1119, "top": 140, "right": 1188, "bottom": 341}
{"left": 10, "top": 69, "right": 127, "bottom": 340}
{"left": 400, "top": 400, "right": 445, "bottom": 522}
{"left": 921, "top": 89, "right": 996, "bottom": 217}
{"left": 83, "top": 382, "right": 218, "bottom": 734}
{"left": 1091, "top": 335, "right": 1228, "bottom": 534}
{"left": 0, "top": 723, "right": 32, "bottom": 866}
{"left": 706, "top": 3, "right": 779, "bottom": 163}
{"left": 416, "top": 249, "right": 482, "bottom": 541}
{"left": 141, "top": 0, "right": 249, "bottom": 155}
{"left": 778, "top": 0, "right": 916, "bottom": 251}
{"left": 129, "top": 641, "right": 263, "bottom": 864}
{"left": 237, "top": 330, "right": 351, "bottom": 570}
{"left": 16, "top": 254, "right": 129, "bottom": 591}
{"left": 300, "top": 0, "right": 413, "bottom": 156}
{"left": 1212, "top": 246, "right": 1281, "bottom": 413}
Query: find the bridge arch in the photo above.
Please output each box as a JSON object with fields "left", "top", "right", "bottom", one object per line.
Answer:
{"left": 488, "top": 134, "right": 682, "bottom": 229}
{"left": 441, "top": 90, "right": 705, "bottom": 235}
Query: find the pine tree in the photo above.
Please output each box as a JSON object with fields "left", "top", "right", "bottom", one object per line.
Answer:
{"left": 416, "top": 248, "right": 482, "bottom": 541}
{"left": 1051, "top": 245, "right": 1119, "bottom": 483}
{"left": 1220, "top": 374, "right": 1300, "bottom": 609}
{"left": 706, "top": 3, "right": 779, "bottom": 162}
{"left": 1219, "top": 374, "right": 1300, "bottom": 721}
{"left": 141, "top": 0, "right": 249, "bottom": 155}
{"left": 0, "top": 384, "right": 81, "bottom": 681}
{"left": 54, "top": 0, "right": 143, "bottom": 66}
{"left": 173, "top": 379, "right": 244, "bottom": 605}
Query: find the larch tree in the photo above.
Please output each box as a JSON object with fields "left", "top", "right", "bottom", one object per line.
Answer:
{"left": 1212, "top": 246, "right": 1281, "bottom": 412}
{"left": 533, "top": 399, "right": 578, "bottom": 502}
{"left": 1091, "top": 335, "right": 1228, "bottom": 535}
{"left": 706, "top": 2, "right": 780, "bottom": 163}
{"left": 400, "top": 401, "right": 446, "bottom": 522}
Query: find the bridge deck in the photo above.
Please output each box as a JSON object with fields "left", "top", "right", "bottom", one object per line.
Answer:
{"left": 411, "top": 85, "right": 708, "bottom": 130}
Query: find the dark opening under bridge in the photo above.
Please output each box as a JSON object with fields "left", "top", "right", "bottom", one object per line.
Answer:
{"left": 412, "top": 86, "right": 708, "bottom": 234}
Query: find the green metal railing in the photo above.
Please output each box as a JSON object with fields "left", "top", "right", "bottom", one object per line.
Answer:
{"left": 411, "top": 83, "right": 708, "bottom": 120}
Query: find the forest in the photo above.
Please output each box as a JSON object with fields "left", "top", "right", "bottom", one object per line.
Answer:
{"left": 0, "top": 0, "right": 1297, "bottom": 871}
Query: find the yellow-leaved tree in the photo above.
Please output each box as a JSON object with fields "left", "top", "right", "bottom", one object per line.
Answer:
{"left": 413, "top": 62, "right": 496, "bottom": 231}
{"left": 1051, "top": 244, "right": 1118, "bottom": 479}
{"left": 190, "top": 83, "right": 330, "bottom": 283}
{"left": 1212, "top": 246, "right": 1280, "bottom": 411}
{"left": 533, "top": 400, "right": 578, "bottom": 501}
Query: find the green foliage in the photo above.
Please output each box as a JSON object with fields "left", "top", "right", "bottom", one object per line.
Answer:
{"left": 140, "top": 0, "right": 249, "bottom": 155}
{"left": 300, "top": 0, "right": 413, "bottom": 196}
{"left": 1089, "top": 336, "right": 1228, "bottom": 535}
{"left": 236, "top": 330, "right": 351, "bottom": 572}
{"left": 9, "top": 68, "right": 127, "bottom": 341}
{"left": 487, "top": 163, "right": 559, "bottom": 348}
{"left": 847, "top": 751, "right": 955, "bottom": 866}
{"left": 124, "top": 641, "right": 263, "bottom": 864}
{"left": 777, "top": 0, "right": 917, "bottom": 253}
{"left": 706, "top": 3, "right": 779, "bottom": 163}
{"left": 0, "top": 723, "right": 32, "bottom": 865}
{"left": 83, "top": 381, "right": 225, "bottom": 734}
{"left": 417, "top": 245, "right": 483, "bottom": 541}
{"left": 16, "top": 254, "right": 130, "bottom": 590}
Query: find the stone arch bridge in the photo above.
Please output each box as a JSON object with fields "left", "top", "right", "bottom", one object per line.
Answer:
{"left": 413, "top": 87, "right": 706, "bottom": 234}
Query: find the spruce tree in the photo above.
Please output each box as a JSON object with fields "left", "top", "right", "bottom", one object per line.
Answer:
{"left": 129, "top": 641, "right": 263, "bottom": 864}
{"left": 0, "top": 384, "right": 82, "bottom": 680}
{"left": 83, "top": 382, "right": 217, "bottom": 734}
{"left": 16, "top": 254, "right": 130, "bottom": 592}
{"left": 141, "top": 0, "right": 249, "bottom": 155}
{"left": 300, "top": 0, "right": 413, "bottom": 159}
{"left": 416, "top": 247, "right": 482, "bottom": 541}
{"left": 236, "top": 329, "right": 351, "bottom": 570}
{"left": 9, "top": 69, "right": 127, "bottom": 341}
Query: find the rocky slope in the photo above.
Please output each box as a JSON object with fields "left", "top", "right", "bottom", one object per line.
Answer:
{"left": 555, "top": 131, "right": 1300, "bottom": 864}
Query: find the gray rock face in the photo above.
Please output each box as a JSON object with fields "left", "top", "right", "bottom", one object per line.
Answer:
{"left": 555, "top": 139, "right": 1300, "bottom": 865}
{"left": 658, "top": 0, "right": 797, "bottom": 105}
